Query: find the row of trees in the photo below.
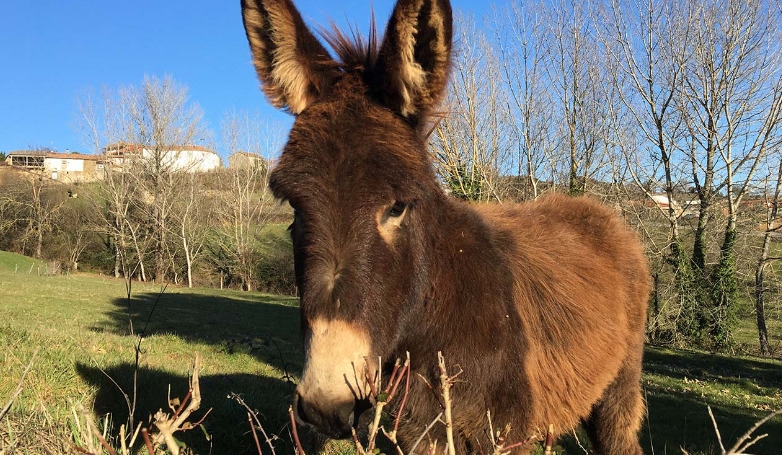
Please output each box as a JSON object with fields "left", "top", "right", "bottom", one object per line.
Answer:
{"left": 431, "top": 0, "right": 782, "bottom": 355}
{"left": 0, "top": 76, "right": 295, "bottom": 295}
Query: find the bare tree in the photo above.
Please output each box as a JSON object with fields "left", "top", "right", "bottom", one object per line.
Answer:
{"left": 604, "top": 0, "right": 691, "bottom": 239}
{"left": 430, "top": 12, "right": 512, "bottom": 202}
{"left": 121, "top": 75, "right": 209, "bottom": 283}
{"left": 78, "top": 76, "right": 209, "bottom": 283}
{"left": 2, "top": 160, "right": 66, "bottom": 259}
{"left": 754, "top": 157, "right": 782, "bottom": 356}
{"left": 544, "top": 0, "right": 614, "bottom": 195}
{"left": 679, "top": 0, "right": 782, "bottom": 347}
{"left": 173, "top": 170, "right": 213, "bottom": 288}
{"left": 214, "top": 111, "right": 282, "bottom": 291}
{"left": 601, "top": 0, "right": 704, "bottom": 340}
{"left": 78, "top": 87, "right": 146, "bottom": 280}
{"left": 496, "top": 0, "right": 557, "bottom": 200}
{"left": 56, "top": 195, "right": 93, "bottom": 271}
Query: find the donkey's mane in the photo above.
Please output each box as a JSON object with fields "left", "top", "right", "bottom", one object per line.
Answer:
{"left": 318, "top": 18, "right": 380, "bottom": 72}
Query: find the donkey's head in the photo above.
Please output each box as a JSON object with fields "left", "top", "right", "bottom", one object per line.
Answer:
{"left": 242, "top": 0, "right": 453, "bottom": 439}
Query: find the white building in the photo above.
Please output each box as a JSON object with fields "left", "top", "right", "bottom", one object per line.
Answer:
{"left": 103, "top": 142, "right": 221, "bottom": 173}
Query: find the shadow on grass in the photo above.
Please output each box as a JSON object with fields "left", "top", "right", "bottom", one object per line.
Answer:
{"left": 644, "top": 346, "right": 782, "bottom": 390}
{"left": 76, "top": 362, "right": 330, "bottom": 454}
{"left": 642, "top": 346, "right": 782, "bottom": 455}
{"left": 91, "top": 291, "right": 304, "bottom": 374}
{"left": 79, "top": 290, "right": 324, "bottom": 453}
{"left": 82, "top": 291, "right": 782, "bottom": 454}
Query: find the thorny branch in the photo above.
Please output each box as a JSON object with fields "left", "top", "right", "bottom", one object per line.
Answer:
{"left": 229, "top": 392, "right": 279, "bottom": 455}
{"left": 705, "top": 405, "right": 782, "bottom": 455}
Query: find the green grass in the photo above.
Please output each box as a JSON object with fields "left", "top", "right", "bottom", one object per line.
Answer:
{"left": 642, "top": 346, "right": 782, "bottom": 455}
{"left": 1, "top": 249, "right": 780, "bottom": 454}
{"left": 0, "top": 249, "right": 45, "bottom": 272}
{"left": 0, "top": 250, "right": 304, "bottom": 453}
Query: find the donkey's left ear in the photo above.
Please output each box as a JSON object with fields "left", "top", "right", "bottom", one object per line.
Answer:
{"left": 241, "top": 0, "right": 337, "bottom": 115}
{"left": 372, "top": 0, "right": 453, "bottom": 123}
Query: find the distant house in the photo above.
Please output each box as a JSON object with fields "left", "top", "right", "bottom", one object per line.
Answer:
{"left": 649, "top": 194, "right": 702, "bottom": 218}
{"left": 5, "top": 149, "right": 105, "bottom": 183}
{"left": 228, "top": 150, "right": 267, "bottom": 170}
{"left": 651, "top": 194, "right": 677, "bottom": 210}
{"left": 103, "top": 142, "right": 221, "bottom": 173}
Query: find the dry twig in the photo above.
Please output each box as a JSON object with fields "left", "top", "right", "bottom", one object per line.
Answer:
{"left": 438, "top": 351, "right": 460, "bottom": 455}
{"left": 366, "top": 353, "right": 411, "bottom": 453}
{"left": 229, "top": 392, "right": 279, "bottom": 455}
{"left": 707, "top": 405, "right": 782, "bottom": 455}
{"left": 149, "top": 352, "right": 205, "bottom": 455}
{"left": 289, "top": 405, "right": 307, "bottom": 455}
{"left": 141, "top": 427, "right": 154, "bottom": 455}
{"left": 485, "top": 410, "right": 538, "bottom": 455}
{"left": 543, "top": 424, "right": 554, "bottom": 455}
{"left": 248, "top": 411, "right": 263, "bottom": 455}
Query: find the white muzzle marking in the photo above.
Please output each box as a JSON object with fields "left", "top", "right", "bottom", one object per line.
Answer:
{"left": 297, "top": 318, "right": 374, "bottom": 406}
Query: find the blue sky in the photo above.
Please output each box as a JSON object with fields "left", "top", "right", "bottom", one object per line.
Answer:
{"left": 1, "top": 0, "right": 491, "bottom": 161}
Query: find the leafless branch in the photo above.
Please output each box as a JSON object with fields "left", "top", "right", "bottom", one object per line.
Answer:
{"left": 714, "top": 406, "right": 782, "bottom": 455}
{"left": 289, "top": 405, "right": 307, "bottom": 455}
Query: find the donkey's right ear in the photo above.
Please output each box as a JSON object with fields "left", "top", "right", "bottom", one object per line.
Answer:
{"left": 241, "top": 0, "right": 337, "bottom": 115}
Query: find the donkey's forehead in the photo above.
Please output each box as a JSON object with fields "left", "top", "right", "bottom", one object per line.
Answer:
{"left": 270, "top": 95, "right": 434, "bottom": 205}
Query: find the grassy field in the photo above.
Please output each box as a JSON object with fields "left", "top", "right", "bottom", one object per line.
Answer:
{"left": 0, "top": 250, "right": 780, "bottom": 454}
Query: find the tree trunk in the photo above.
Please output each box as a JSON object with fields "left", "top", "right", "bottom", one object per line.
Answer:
{"left": 692, "top": 199, "right": 710, "bottom": 272}
{"left": 183, "top": 223, "right": 193, "bottom": 288}
{"left": 754, "top": 245, "right": 773, "bottom": 356}
{"left": 710, "top": 219, "right": 739, "bottom": 350}
{"left": 36, "top": 223, "right": 43, "bottom": 259}
{"left": 113, "top": 234, "right": 121, "bottom": 278}
{"left": 129, "top": 226, "right": 146, "bottom": 282}
{"left": 754, "top": 173, "right": 779, "bottom": 357}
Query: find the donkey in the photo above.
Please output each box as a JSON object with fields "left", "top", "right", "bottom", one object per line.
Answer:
{"left": 241, "top": 0, "right": 650, "bottom": 453}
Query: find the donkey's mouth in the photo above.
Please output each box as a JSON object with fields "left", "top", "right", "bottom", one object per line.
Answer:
{"left": 293, "top": 394, "right": 374, "bottom": 440}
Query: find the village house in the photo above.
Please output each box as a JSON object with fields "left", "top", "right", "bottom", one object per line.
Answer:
{"left": 4, "top": 149, "right": 105, "bottom": 183}
{"left": 103, "top": 142, "right": 221, "bottom": 172}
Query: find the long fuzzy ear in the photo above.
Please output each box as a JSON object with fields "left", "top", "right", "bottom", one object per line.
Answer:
{"left": 241, "top": 0, "right": 337, "bottom": 114}
{"left": 373, "top": 0, "right": 453, "bottom": 123}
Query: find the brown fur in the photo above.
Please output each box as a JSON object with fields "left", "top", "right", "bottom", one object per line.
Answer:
{"left": 240, "top": 1, "right": 649, "bottom": 453}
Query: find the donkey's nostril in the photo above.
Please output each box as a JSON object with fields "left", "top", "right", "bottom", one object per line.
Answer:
{"left": 334, "top": 400, "right": 355, "bottom": 430}
{"left": 294, "top": 393, "right": 357, "bottom": 439}
{"left": 295, "top": 393, "right": 320, "bottom": 428}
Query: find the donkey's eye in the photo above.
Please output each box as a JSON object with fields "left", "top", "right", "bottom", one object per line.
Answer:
{"left": 388, "top": 201, "right": 407, "bottom": 218}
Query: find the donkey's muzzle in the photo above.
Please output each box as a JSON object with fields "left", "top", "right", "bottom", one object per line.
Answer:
{"left": 293, "top": 392, "right": 357, "bottom": 439}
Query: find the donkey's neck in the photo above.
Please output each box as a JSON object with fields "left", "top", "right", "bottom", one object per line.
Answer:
{"left": 401, "top": 198, "right": 519, "bottom": 361}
